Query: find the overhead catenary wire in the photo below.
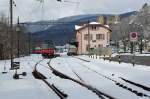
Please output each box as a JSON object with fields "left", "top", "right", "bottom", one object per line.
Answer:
{"left": 12, "top": 0, "right": 81, "bottom": 23}
{"left": 57, "top": 0, "right": 80, "bottom": 17}
{"left": 13, "top": 0, "right": 46, "bottom": 23}
{"left": 13, "top": 0, "right": 37, "bottom": 22}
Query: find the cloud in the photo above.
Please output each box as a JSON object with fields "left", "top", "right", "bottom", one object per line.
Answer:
{"left": 0, "top": 0, "right": 150, "bottom": 22}
{"left": 80, "top": 0, "right": 150, "bottom": 14}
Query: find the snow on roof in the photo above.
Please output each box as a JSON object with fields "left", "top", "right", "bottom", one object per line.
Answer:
{"left": 75, "top": 22, "right": 101, "bottom": 30}
{"left": 114, "top": 21, "right": 120, "bottom": 24}
{"left": 104, "top": 25, "right": 109, "bottom": 28}
{"left": 75, "top": 25, "right": 83, "bottom": 30}
{"left": 55, "top": 46, "right": 65, "bottom": 49}
{"left": 75, "top": 22, "right": 111, "bottom": 31}
{"left": 89, "top": 22, "right": 100, "bottom": 25}
{"left": 129, "top": 20, "right": 134, "bottom": 24}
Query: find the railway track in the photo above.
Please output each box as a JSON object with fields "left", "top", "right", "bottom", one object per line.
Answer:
{"left": 30, "top": 57, "right": 150, "bottom": 99}
{"left": 63, "top": 59, "right": 85, "bottom": 82}
{"left": 29, "top": 58, "right": 150, "bottom": 99}
{"left": 119, "top": 77, "right": 150, "bottom": 92}
{"left": 32, "top": 59, "right": 68, "bottom": 99}
{"left": 31, "top": 59, "right": 112, "bottom": 99}
{"left": 48, "top": 59, "right": 115, "bottom": 99}
{"left": 73, "top": 57, "right": 150, "bottom": 98}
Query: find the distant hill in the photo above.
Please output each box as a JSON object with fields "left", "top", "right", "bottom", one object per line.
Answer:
{"left": 119, "top": 11, "right": 137, "bottom": 18}
{"left": 23, "top": 12, "right": 136, "bottom": 45}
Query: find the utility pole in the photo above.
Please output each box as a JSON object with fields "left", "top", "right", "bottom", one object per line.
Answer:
{"left": 10, "top": 0, "right": 13, "bottom": 69}
{"left": 88, "top": 20, "right": 90, "bottom": 54}
{"left": 28, "top": 32, "right": 31, "bottom": 55}
{"left": 16, "top": 17, "right": 20, "bottom": 57}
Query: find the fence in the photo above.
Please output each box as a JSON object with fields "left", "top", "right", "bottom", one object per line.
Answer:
{"left": 89, "top": 47, "right": 112, "bottom": 56}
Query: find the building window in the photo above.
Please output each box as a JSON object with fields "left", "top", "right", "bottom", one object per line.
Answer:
{"left": 92, "top": 40, "right": 96, "bottom": 42}
{"left": 84, "top": 34, "right": 88, "bottom": 40}
{"left": 96, "top": 34, "right": 105, "bottom": 40}
{"left": 84, "top": 34, "right": 93, "bottom": 40}
{"left": 91, "top": 26, "right": 97, "bottom": 30}
{"left": 86, "top": 44, "right": 90, "bottom": 51}
{"left": 98, "top": 44, "right": 103, "bottom": 48}
{"left": 90, "top": 34, "right": 93, "bottom": 40}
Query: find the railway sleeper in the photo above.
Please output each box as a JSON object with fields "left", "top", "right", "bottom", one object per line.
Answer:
{"left": 49, "top": 65, "right": 115, "bottom": 99}
{"left": 78, "top": 62, "right": 150, "bottom": 98}
{"left": 33, "top": 70, "right": 68, "bottom": 99}
{"left": 115, "top": 82, "right": 146, "bottom": 97}
{"left": 119, "top": 77, "right": 150, "bottom": 92}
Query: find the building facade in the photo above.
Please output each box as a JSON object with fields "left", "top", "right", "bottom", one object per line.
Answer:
{"left": 76, "top": 22, "right": 111, "bottom": 54}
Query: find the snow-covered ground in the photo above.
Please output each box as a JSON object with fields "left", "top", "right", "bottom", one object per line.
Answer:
{"left": 0, "top": 54, "right": 150, "bottom": 99}
{"left": 51, "top": 55, "right": 150, "bottom": 99}
{"left": 0, "top": 55, "right": 59, "bottom": 99}
{"left": 116, "top": 53, "right": 150, "bottom": 56}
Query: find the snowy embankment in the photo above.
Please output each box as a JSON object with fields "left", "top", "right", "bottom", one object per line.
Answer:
{"left": 119, "top": 53, "right": 150, "bottom": 56}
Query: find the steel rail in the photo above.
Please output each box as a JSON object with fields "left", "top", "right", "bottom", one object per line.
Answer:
{"left": 74, "top": 57, "right": 150, "bottom": 98}
{"left": 33, "top": 59, "right": 68, "bottom": 99}
{"left": 47, "top": 59, "right": 115, "bottom": 99}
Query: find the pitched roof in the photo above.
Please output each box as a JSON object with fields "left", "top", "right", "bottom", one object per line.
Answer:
{"left": 75, "top": 22, "right": 111, "bottom": 31}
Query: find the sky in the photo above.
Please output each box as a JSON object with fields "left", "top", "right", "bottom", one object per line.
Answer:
{"left": 0, "top": 0, "right": 150, "bottom": 23}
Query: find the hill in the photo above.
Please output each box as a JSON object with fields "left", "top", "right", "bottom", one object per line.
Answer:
{"left": 23, "top": 12, "right": 135, "bottom": 45}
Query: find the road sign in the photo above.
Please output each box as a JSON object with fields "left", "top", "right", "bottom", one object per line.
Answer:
{"left": 130, "top": 32, "right": 138, "bottom": 42}
{"left": 13, "top": 62, "right": 20, "bottom": 69}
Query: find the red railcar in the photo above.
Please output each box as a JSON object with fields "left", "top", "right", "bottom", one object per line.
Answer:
{"left": 32, "top": 48, "right": 55, "bottom": 58}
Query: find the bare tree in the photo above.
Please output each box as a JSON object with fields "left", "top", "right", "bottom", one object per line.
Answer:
{"left": 0, "top": 12, "right": 29, "bottom": 60}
